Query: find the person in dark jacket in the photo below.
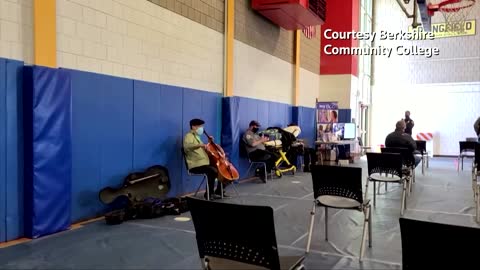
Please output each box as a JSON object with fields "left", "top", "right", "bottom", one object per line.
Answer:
{"left": 385, "top": 120, "right": 421, "bottom": 167}
{"left": 403, "top": 111, "right": 414, "bottom": 135}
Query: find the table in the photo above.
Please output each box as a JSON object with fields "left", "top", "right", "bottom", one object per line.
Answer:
{"left": 315, "top": 140, "right": 357, "bottom": 165}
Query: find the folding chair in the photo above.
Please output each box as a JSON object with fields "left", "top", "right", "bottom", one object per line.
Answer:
{"left": 187, "top": 197, "right": 305, "bottom": 270}
{"left": 246, "top": 158, "right": 269, "bottom": 183}
{"left": 415, "top": 140, "right": 428, "bottom": 175}
{"left": 181, "top": 147, "right": 221, "bottom": 201}
{"left": 399, "top": 218, "right": 480, "bottom": 269}
{"left": 366, "top": 152, "right": 409, "bottom": 216}
{"left": 458, "top": 141, "right": 476, "bottom": 171}
{"left": 381, "top": 147, "right": 416, "bottom": 191}
{"left": 306, "top": 165, "right": 372, "bottom": 261}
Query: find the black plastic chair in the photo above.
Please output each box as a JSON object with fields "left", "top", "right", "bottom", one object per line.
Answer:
{"left": 306, "top": 165, "right": 372, "bottom": 261}
{"left": 186, "top": 197, "right": 305, "bottom": 270}
{"left": 458, "top": 141, "right": 476, "bottom": 171}
{"left": 414, "top": 140, "right": 428, "bottom": 175}
{"left": 399, "top": 217, "right": 480, "bottom": 269}
{"left": 381, "top": 147, "right": 416, "bottom": 189}
{"left": 366, "top": 152, "right": 408, "bottom": 216}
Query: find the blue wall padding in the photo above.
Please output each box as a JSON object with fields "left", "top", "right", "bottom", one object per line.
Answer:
{"left": 0, "top": 58, "right": 25, "bottom": 242}
{"left": 292, "top": 106, "right": 316, "bottom": 148}
{"left": 5, "top": 60, "right": 24, "bottom": 241}
{"left": 132, "top": 81, "right": 183, "bottom": 196}
{"left": 181, "top": 88, "right": 222, "bottom": 194}
{"left": 69, "top": 69, "right": 134, "bottom": 221}
{"left": 338, "top": 109, "right": 352, "bottom": 123}
{"left": 0, "top": 58, "right": 6, "bottom": 242}
{"left": 23, "top": 66, "right": 72, "bottom": 238}
{"left": 221, "top": 96, "right": 292, "bottom": 178}
{"left": 69, "top": 72, "right": 222, "bottom": 220}
{"left": 221, "top": 97, "right": 240, "bottom": 168}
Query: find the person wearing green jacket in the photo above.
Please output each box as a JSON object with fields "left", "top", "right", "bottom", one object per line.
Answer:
{"left": 183, "top": 118, "right": 226, "bottom": 200}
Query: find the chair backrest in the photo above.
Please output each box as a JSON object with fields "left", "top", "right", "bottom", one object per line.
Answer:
{"left": 381, "top": 147, "right": 414, "bottom": 167}
{"left": 366, "top": 152, "right": 403, "bottom": 178}
{"left": 466, "top": 137, "right": 478, "bottom": 142}
{"left": 310, "top": 165, "right": 363, "bottom": 205}
{"left": 186, "top": 197, "right": 281, "bottom": 269}
{"left": 180, "top": 147, "right": 190, "bottom": 171}
{"left": 415, "top": 140, "right": 426, "bottom": 154}
{"left": 239, "top": 133, "right": 248, "bottom": 159}
{"left": 459, "top": 141, "right": 476, "bottom": 153}
{"left": 399, "top": 218, "right": 480, "bottom": 269}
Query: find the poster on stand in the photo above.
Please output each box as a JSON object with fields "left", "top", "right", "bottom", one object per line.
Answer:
{"left": 316, "top": 101, "right": 338, "bottom": 141}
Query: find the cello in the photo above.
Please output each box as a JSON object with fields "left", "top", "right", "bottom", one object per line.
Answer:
{"left": 203, "top": 130, "right": 240, "bottom": 182}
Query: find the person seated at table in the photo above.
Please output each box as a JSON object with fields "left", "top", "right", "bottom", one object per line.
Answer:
{"left": 243, "top": 120, "right": 279, "bottom": 181}
{"left": 385, "top": 120, "right": 421, "bottom": 167}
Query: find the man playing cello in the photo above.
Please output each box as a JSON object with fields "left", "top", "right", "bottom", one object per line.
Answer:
{"left": 183, "top": 118, "right": 228, "bottom": 200}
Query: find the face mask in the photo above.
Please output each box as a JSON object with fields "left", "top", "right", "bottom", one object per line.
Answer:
{"left": 252, "top": 127, "right": 259, "bottom": 133}
{"left": 196, "top": 127, "right": 204, "bottom": 136}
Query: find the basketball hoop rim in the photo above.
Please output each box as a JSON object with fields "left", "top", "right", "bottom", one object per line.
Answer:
{"left": 427, "top": 0, "right": 475, "bottom": 14}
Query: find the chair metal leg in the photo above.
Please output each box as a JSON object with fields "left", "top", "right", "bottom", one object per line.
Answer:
{"left": 368, "top": 205, "right": 372, "bottom": 248}
{"left": 457, "top": 156, "right": 461, "bottom": 172}
{"left": 325, "top": 207, "right": 328, "bottom": 241}
{"left": 264, "top": 164, "right": 268, "bottom": 183}
{"left": 206, "top": 179, "right": 210, "bottom": 201}
{"left": 364, "top": 179, "right": 370, "bottom": 202}
{"left": 194, "top": 175, "right": 207, "bottom": 197}
{"left": 246, "top": 163, "right": 253, "bottom": 176}
{"left": 422, "top": 155, "right": 425, "bottom": 175}
{"left": 401, "top": 181, "right": 407, "bottom": 216}
{"left": 220, "top": 180, "right": 224, "bottom": 199}
{"left": 231, "top": 181, "right": 240, "bottom": 195}
{"left": 373, "top": 181, "right": 376, "bottom": 207}
{"left": 461, "top": 156, "right": 464, "bottom": 171}
{"left": 385, "top": 182, "right": 387, "bottom": 193}
{"left": 306, "top": 201, "right": 316, "bottom": 253}
{"left": 359, "top": 206, "right": 369, "bottom": 262}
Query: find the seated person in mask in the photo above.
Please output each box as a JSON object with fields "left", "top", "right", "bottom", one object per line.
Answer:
{"left": 243, "top": 120, "right": 279, "bottom": 181}
{"left": 385, "top": 120, "right": 421, "bottom": 168}
{"left": 184, "top": 118, "right": 227, "bottom": 200}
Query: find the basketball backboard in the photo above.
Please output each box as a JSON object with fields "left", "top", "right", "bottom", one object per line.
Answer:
{"left": 415, "top": 0, "right": 477, "bottom": 32}
{"left": 416, "top": 0, "right": 432, "bottom": 31}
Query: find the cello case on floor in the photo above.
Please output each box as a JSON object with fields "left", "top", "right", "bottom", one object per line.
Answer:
{"left": 99, "top": 165, "right": 171, "bottom": 205}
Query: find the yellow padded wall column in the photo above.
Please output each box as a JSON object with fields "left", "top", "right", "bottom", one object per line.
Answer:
{"left": 224, "top": 0, "right": 234, "bottom": 97}
{"left": 294, "top": 30, "right": 301, "bottom": 106}
{"left": 34, "top": 0, "right": 56, "bottom": 67}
